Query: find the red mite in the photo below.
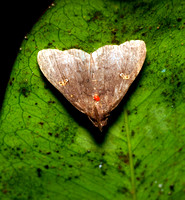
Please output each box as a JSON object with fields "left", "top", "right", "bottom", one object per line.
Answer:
{"left": 93, "top": 94, "right": 100, "bottom": 101}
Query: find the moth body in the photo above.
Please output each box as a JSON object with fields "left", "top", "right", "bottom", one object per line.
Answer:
{"left": 37, "top": 40, "right": 146, "bottom": 131}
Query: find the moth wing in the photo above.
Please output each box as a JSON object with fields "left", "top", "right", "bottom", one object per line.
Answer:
{"left": 37, "top": 49, "right": 94, "bottom": 114}
{"left": 92, "top": 40, "right": 146, "bottom": 115}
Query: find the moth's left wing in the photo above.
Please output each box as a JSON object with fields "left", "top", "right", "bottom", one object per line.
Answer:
{"left": 37, "top": 49, "right": 94, "bottom": 114}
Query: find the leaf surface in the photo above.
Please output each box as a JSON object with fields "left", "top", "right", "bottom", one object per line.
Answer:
{"left": 0, "top": 0, "right": 185, "bottom": 199}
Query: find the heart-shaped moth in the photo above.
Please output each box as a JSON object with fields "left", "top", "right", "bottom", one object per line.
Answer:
{"left": 37, "top": 40, "right": 146, "bottom": 131}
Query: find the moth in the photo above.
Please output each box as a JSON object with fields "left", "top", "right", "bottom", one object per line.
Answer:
{"left": 37, "top": 40, "right": 146, "bottom": 131}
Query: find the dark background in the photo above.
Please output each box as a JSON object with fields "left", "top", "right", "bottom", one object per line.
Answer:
{"left": 1, "top": 0, "right": 53, "bottom": 109}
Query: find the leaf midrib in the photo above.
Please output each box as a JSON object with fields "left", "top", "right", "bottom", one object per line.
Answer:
{"left": 124, "top": 109, "right": 136, "bottom": 200}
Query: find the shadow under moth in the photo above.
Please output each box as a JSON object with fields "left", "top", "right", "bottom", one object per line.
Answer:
{"left": 37, "top": 40, "right": 146, "bottom": 131}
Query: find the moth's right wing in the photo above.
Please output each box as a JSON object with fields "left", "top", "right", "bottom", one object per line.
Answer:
{"left": 92, "top": 40, "right": 146, "bottom": 114}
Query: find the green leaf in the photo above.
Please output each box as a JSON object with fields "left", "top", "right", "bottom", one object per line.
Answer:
{"left": 1, "top": 0, "right": 185, "bottom": 199}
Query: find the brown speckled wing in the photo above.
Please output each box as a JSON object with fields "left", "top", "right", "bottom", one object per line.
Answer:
{"left": 37, "top": 49, "right": 94, "bottom": 114}
{"left": 91, "top": 40, "right": 146, "bottom": 115}
{"left": 37, "top": 40, "right": 146, "bottom": 130}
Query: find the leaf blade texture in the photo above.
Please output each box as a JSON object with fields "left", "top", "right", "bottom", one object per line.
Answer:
{"left": 0, "top": 0, "right": 185, "bottom": 199}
